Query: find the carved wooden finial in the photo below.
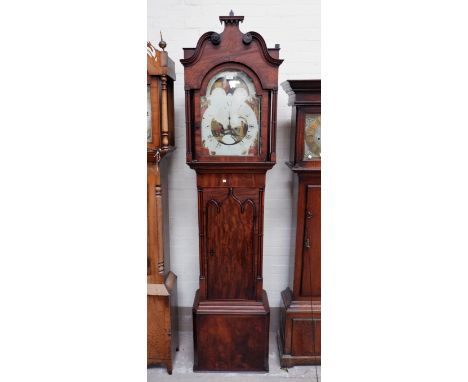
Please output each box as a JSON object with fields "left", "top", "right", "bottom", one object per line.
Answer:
{"left": 159, "top": 31, "right": 167, "bottom": 51}
{"left": 220, "top": 11, "right": 244, "bottom": 25}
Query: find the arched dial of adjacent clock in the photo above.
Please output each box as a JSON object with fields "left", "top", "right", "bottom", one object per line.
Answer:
{"left": 201, "top": 70, "right": 260, "bottom": 156}
{"left": 304, "top": 114, "right": 321, "bottom": 159}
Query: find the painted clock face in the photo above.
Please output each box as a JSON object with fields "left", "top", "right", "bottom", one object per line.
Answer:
{"left": 147, "top": 84, "right": 152, "bottom": 143}
{"left": 201, "top": 70, "right": 260, "bottom": 156}
{"left": 303, "top": 114, "right": 321, "bottom": 160}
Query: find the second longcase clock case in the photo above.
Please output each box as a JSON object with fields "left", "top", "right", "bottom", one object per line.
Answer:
{"left": 278, "top": 80, "right": 321, "bottom": 367}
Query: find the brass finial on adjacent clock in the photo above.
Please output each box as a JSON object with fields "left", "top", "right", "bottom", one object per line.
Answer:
{"left": 159, "top": 31, "right": 167, "bottom": 51}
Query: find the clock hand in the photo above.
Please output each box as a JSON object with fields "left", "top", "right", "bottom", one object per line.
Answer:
{"left": 227, "top": 113, "right": 232, "bottom": 130}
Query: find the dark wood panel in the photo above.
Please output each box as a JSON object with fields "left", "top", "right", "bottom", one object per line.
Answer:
{"left": 301, "top": 185, "right": 321, "bottom": 297}
{"left": 204, "top": 188, "right": 258, "bottom": 300}
{"left": 277, "top": 288, "right": 321, "bottom": 367}
{"left": 292, "top": 319, "right": 314, "bottom": 356}
{"left": 195, "top": 315, "right": 267, "bottom": 371}
{"left": 314, "top": 319, "right": 321, "bottom": 355}
{"left": 193, "top": 290, "right": 270, "bottom": 372}
{"left": 197, "top": 172, "right": 265, "bottom": 188}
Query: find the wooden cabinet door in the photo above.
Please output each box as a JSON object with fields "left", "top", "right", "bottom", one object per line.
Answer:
{"left": 203, "top": 188, "right": 258, "bottom": 300}
{"left": 301, "top": 185, "right": 321, "bottom": 297}
{"left": 291, "top": 317, "right": 321, "bottom": 356}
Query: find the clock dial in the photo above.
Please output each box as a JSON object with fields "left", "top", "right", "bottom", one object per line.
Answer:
{"left": 303, "top": 114, "right": 321, "bottom": 160}
{"left": 147, "top": 84, "right": 152, "bottom": 143}
{"left": 201, "top": 70, "right": 260, "bottom": 156}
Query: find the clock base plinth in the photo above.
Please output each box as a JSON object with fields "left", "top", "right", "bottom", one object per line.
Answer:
{"left": 192, "top": 290, "right": 270, "bottom": 372}
{"left": 278, "top": 287, "right": 321, "bottom": 368}
{"left": 147, "top": 272, "right": 179, "bottom": 374}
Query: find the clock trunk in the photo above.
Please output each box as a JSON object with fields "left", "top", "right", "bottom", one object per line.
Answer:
{"left": 203, "top": 187, "right": 258, "bottom": 300}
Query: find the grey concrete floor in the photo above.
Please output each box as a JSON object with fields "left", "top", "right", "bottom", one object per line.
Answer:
{"left": 147, "top": 332, "right": 321, "bottom": 382}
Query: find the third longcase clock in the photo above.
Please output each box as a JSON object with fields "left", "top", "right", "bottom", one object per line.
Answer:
{"left": 278, "top": 80, "right": 321, "bottom": 367}
{"left": 147, "top": 40, "right": 178, "bottom": 374}
{"left": 181, "top": 11, "right": 282, "bottom": 372}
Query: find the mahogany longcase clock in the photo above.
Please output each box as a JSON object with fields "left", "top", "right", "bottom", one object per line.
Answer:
{"left": 181, "top": 12, "right": 283, "bottom": 372}
{"left": 278, "top": 80, "right": 321, "bottom": 367}
{"left": 147, "top": 40, "right": 179, "bottom": 374}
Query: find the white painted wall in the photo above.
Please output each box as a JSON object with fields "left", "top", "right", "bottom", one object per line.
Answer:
{"left": 148, "top": 0, "right": 320, "bottom": 307}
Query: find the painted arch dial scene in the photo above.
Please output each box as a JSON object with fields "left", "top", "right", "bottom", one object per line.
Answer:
{"left": 201, "top": 70, "right": 260, "bottom": 156}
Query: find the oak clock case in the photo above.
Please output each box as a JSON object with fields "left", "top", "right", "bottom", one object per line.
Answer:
{"left": 181, "top": 12, "right": 283, "bottom": 372}
{"left": 277, "top": 80, "right": 321, "bottom": 367}
{"left": 146, "top": 40, "right": 179, "bottom": 375}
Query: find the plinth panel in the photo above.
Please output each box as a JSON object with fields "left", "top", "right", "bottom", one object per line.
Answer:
{"left": 147, "top": 272, "right": 179, "bottom": 374}
{"left": 278, "top": 287, "right": 320, "bottom": 367}
{"left": 193, "top": 290, "right": 270, "bottom": 372}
